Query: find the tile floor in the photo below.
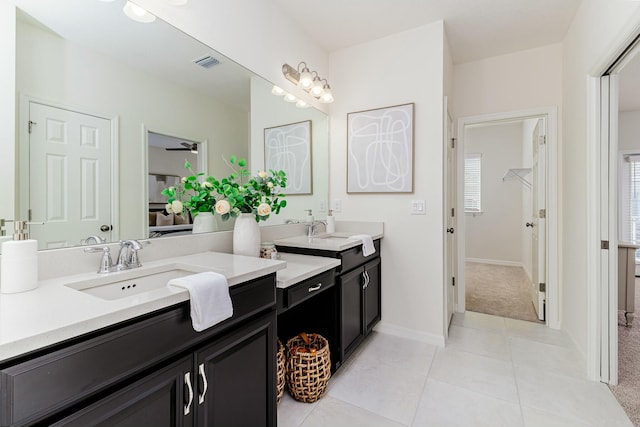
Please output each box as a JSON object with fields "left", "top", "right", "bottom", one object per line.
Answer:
{"left": 277, "top": 311, "right": 633, "bottom": 427}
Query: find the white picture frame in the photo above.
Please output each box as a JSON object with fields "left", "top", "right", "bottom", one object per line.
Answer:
{"left": 264, "top": 120, "right": 312, "bottom": 195}
{"left": 347, "top": 103, "right": 415, "bottom": 193}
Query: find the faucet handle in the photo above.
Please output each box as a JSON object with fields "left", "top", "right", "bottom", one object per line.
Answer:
{"left": 84, "top": 246, "right": 113, "bottom": 273}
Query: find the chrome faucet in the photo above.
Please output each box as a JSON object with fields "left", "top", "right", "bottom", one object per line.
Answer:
{"left": 116, "top": 240, "right": 145, "bottom": 270}
{"left": 82, "top": 235, "right": 106, "bottom": 245}
{"left": 85, "top": 240, "right": 148, "bottom": 274}
{"left": 307, "top": 220, "right": 327, "bottom": 237}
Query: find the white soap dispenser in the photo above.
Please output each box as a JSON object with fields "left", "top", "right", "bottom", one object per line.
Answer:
{"left": 1, "top": 221, "right": 39, "bottom": 294}
{"left": 305, "top": 209, "right": 314, "bottom": 222}
{"left": 326, "top": 209, "right": 335, "bottom": 234}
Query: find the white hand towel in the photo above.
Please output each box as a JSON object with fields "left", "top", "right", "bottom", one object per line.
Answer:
{"left": 349, "top": 234, "right": 376, "bottom": 257}
{"left": 168, "top": 272, "right": 233, "bottom": 332}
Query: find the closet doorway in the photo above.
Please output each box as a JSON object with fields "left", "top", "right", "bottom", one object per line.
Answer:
{"left": 455, "top": 108, "right": 559, "bottom": 328}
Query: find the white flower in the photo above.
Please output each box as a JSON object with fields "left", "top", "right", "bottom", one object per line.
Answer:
{"left": 257, "top": 203, "right": 271, "bottom": 217}
{"left": 215, "top": 199, "right": 231, "bottom": 215}
{"left": 202, "top": 181, "right": 212, "bottom": 188}
{"left": 267, "top": 182, "right": 274, "bottom": 189}
{"left": 171, "top": 200, "right": 183, "bottom": 214}
{"left": 165, "top": 203, "right": 173, "bottom": 213}
{"left": 181, "top": 177, "right": 187, "bottom": 183}
{"left": 258, "top": 170, "right": 268, "bottom": 179}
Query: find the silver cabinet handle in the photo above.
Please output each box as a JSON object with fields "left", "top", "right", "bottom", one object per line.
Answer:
{"left": 308, "top": 283, "right": 322, "bottom": 292}
{"left": 184, "top": 372, "right": 194, "bottom": 415}
{"left": 198, "top": 363, "right": 208, "bottom": 404}
{"left": 364, "top": 271, "right": 370, "bottom": 289}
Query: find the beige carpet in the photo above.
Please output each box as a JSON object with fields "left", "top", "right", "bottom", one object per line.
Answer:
{"left": 465, "top": 262, "right": 543, "bottom": 323}
{"left": 609, "top": 277, "right": 640, "bottom": 426}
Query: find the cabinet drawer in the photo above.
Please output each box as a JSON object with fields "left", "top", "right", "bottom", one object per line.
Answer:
{"left": 280, "top": 270, "right": 335, "bottom": 310}
{"left": 339, "top": 240, "right": 380, "bottom": 273}
{"left": 0, "top": 274, "right": 276, "bottom": 427}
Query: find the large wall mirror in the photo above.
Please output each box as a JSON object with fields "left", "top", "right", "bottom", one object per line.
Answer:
{"left": 8, "top": 0, "right": 329, "bottom": 251}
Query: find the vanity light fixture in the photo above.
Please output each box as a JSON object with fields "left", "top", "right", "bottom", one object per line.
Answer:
{"left": 283, "top": 93, "right": 297, "bottom": 103}
{"left": 296, "top": 99, "right": 310, "bottom": 109}
{"left": 123, "top": 1, "right": 156, "bottom": 23}
{"left": 271, "top": 85, "right": 285, "bottom": 96}
{"left": 282, "top": 62, "right": 334, "bottom": 103}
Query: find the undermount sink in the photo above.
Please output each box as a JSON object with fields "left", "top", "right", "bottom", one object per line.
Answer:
{"left": 65, "top": 265, "right": 206, "bottom": 301}
{"left": 314, "top": 232, "right": 353, "bottom": 239}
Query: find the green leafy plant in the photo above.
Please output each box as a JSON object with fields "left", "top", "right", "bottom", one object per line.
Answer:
{"left": 212, "top": 155, "right": 287, "bottom": 222}
{"left": 161, "top": 161, "right": 217, "bottom": 217}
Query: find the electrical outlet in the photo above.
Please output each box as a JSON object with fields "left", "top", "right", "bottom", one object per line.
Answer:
{"left": 410, "top": 200, "right": 426, "bottom": 215}
{"left": 319, "top": 200, "right": 327, "bottom": 212}
{"left": 332, "top": 199, "right": 342, "bottom": 213}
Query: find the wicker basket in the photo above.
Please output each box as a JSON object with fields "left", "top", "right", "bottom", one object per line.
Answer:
{"left": 276, "top": 340, "right": 285, "bottom": 404}
{"left": 285, "top": 333, "right": 331, "bottom": 403}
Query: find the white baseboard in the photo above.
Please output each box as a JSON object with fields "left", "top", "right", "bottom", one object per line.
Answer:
{"left": 465, "top": 258, "right": 523, "bottom": 268}
{"left": 373, "top": 321, "right": 445, "bottom": 347}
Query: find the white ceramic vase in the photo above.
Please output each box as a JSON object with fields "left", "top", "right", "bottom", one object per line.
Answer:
{"left": 192, "top": 211, "right": 218, "bottom": 234}
{"left": 233, "top": 213, "right": 260, "bottom": 257}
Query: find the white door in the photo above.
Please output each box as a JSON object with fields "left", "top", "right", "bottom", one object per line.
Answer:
{"left": 28, "top": 102, "right": 113, "bottom": 249}
{"left": 445, "top": 109, "right": 457, "bottom": 329}
{"left": 530, "top": 119, "right": 546, "bottom": 321}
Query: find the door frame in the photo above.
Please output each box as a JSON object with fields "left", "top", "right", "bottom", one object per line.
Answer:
{"left": 443, "top": 96, "right": 456, "bottom": 339}
{"left": 18, "top": 94, "right": 120, "bottom": 241}
{"left": 587, "top": 23, "right": 640, "bottom": 384}
{"left": 141, "top": 124, "right": 209, "bottom": 235}
{"left": 455, "top": 107, "right": 559, "bottom": 329}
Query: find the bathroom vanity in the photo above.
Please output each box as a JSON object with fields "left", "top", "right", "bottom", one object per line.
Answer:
{"left": 275, "top": 233, "right": 382, "bottom": 369}
{"left": 0, "top": 253, "right": 285, "bottom": 427}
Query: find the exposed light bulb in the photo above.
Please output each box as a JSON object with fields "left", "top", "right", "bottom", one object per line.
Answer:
{"left": 283, "top": 93, "right": 297, "bottom": 103}
{"left": 296, "top": 99, "right": 310, "bottom": 108}
{"left": 310, "top": 77, "right": 324, "bottom": 98}
{"left": 319, "top": 84, "right": 334, "bottom": 103}
{"left": 123, "top": 1, "right": 156, "bottom": 23}
{"left": 299, "top": 67, "right": 313, "bottom": 89}
{"left": 271, "top": 85, "right": 285, "bottom": 96}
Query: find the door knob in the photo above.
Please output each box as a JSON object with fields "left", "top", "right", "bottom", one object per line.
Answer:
{"left": 100, "top": 224, "right": 112, "bottom": 232}
{"left": 446, "top": 228, "right": 455, "bottom": 234}
{"left": 525, "top": 222, "right": 534, "bottom": 228}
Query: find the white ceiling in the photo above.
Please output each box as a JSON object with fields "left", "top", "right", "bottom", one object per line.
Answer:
{"left": 272, "top": 0, "right": 582, "bottom": 64}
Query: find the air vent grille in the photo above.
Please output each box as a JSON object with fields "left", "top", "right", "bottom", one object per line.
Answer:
{"left": 193, "top": 55, "right": 220, "bottom": 69}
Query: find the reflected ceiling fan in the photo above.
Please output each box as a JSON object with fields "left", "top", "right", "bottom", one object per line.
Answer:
{"left": 165, "top": 142, "right": 198, "bottom": 153}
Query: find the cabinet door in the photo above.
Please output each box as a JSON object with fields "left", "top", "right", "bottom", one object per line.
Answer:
{"left": 195, "top": 310, "right": 277, "bottom": 427}
{"left": 52, "top": 356, "right": 193, "bottom": 427}
{"left": 364, "top": 257, "right": 382, "bottom": 334}
{"left": 339, "top": 266, "right": 365, "bottom": 362}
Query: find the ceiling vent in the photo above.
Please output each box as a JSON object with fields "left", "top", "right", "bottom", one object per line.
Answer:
{"left": 193, "top": 55, "right": 220, "bottom": 69}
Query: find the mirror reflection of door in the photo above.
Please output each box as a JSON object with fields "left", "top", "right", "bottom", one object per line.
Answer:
{"left": 147, "top": 131, "right": 208, "bottom": 237}
{"left": 28, "top": 101, "right": 114, "bottom": 249}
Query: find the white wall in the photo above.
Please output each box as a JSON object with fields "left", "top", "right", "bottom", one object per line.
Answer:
{"left": 562, "top": 1, "right": 640, "bottom": 359}
{"left": 16, "top": 18, "right": 248, "bottom": 240}
{"left": 329, "top": 22, "right": 447, "bottom": 343}
{"left": 465, "top": 122, "right": 524, "bottom": 265}
{"left": 619, "top": 111, "right": 640, "bottom": 151}
{"left": 453, "top": 44, "right": 563, "bottom": 120}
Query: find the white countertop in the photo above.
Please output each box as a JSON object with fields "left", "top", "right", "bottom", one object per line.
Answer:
{"left": 275, "top": 253, "right": 341, "bottom": 289}
{"left": 0, "top": 251, "right": 286, "bottom": 361}
{"left": 274, "top": 231, "right": 383, "bottom": 252}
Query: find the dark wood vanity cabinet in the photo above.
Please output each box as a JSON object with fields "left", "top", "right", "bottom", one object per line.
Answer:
{"left": 340, "top": 257, "right": 381, "bottom": 362}
{"left": 0, "top": 274, "right": 277, "bottom": 427}
{"left": 276, "top": 239, "right": 381, "bottom": 369}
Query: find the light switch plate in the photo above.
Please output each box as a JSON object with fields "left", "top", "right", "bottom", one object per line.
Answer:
{"left": 410, "top": 200, "right": 426, "bottom": 215}
{"left": 332, "top": 199, "right": 342, "bottom": 213}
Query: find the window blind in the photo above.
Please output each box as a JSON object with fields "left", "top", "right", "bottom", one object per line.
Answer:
{"left": 626, "top": 155, "right": 640, "bottom": 261}
{"left": 464, "top": 153, "right": 481, "bottom": 212}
